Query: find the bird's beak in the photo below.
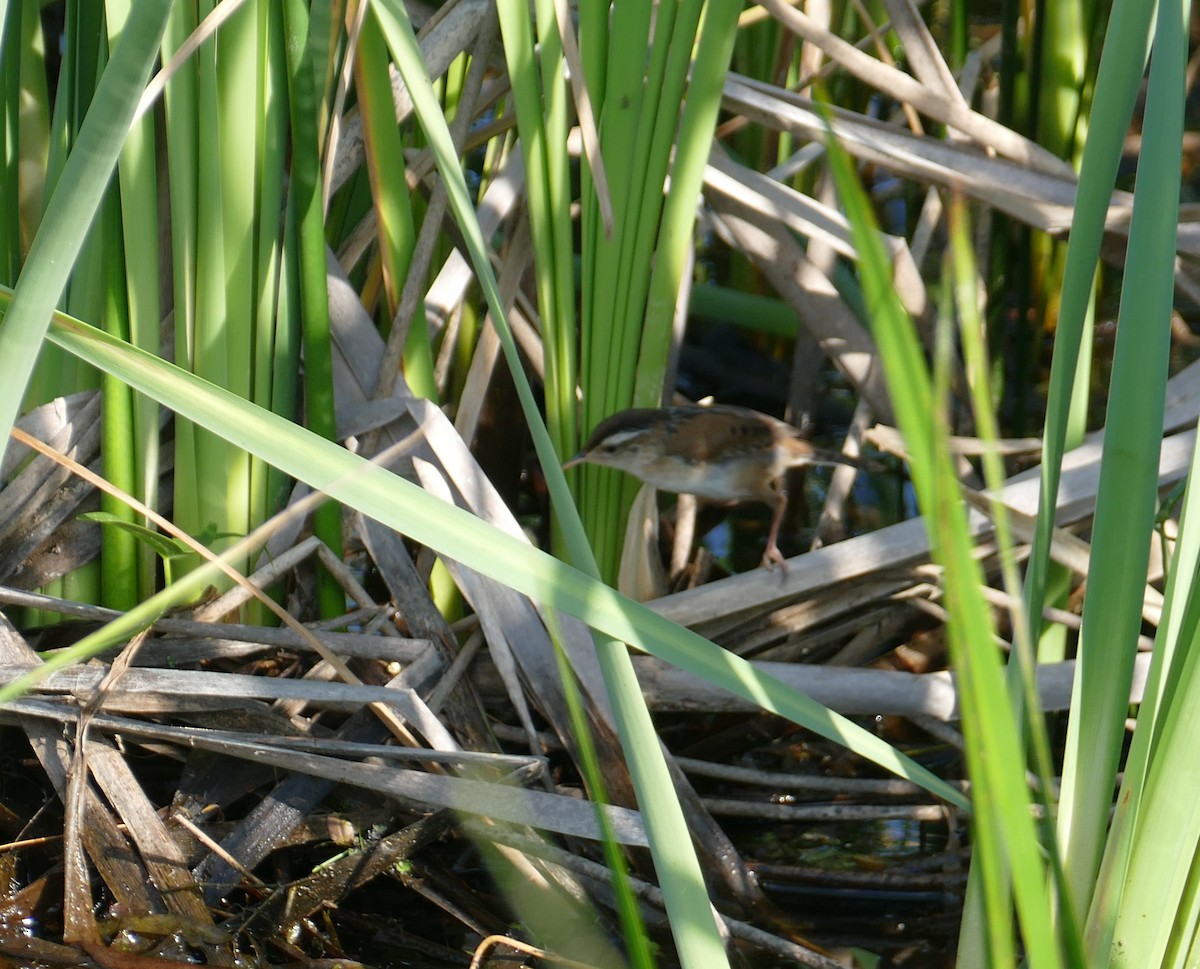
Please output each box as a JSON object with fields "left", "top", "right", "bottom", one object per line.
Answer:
{"left": 562, "top": 453, "right": 586, "bottom": 470}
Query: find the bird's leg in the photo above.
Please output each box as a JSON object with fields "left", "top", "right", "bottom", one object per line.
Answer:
{"left": 761, "top": 490, "right": 790, "bottom": 572}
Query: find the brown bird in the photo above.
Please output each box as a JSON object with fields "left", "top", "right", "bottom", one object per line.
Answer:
{"left": 564, "top": 404, "right": 871, "bottom": 569}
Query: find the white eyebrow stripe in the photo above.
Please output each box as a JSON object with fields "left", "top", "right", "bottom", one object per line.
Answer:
{"left": 599, "top": 429, "right": 647, "bottom": 448}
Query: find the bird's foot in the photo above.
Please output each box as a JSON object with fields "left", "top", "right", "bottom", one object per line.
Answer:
{"left": 761, "top": 541, "right": 790, "bottom": 574}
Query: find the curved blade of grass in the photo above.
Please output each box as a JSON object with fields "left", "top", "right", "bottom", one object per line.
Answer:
{"left": 34, "top": 307, "right": 971, "bottom": 969}
{"left": 0, "top": 0, "right": 171, "bottom": 456}
{"left": 1098, "top": 570, "right": 1200, "bottom": 966}
{"left": 820, "top": 101, "right": 1062, "bottom": 967}
{"left": 950, "top": 198, "right": 1084, "bottom": 968}
{"left": 29, "top": 306, "right": 972, "bottom": 821}
{"left": 1088, "top": 386, "right": 1200, "bottom": 962}
{"left": 1022, "top": 0, "right": 1152, "bottom": 647}
{"left": 1057, "top": 0, "right": 1187, "bottom": 935}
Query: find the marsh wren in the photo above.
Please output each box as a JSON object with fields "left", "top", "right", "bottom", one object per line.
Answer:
{"left": 564, "top": 404, "right": 870, "bottom": 569}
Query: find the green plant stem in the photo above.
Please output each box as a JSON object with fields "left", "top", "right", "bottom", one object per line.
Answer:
{"left": 283, "top": 0, "right": 344, "bottom": 619}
